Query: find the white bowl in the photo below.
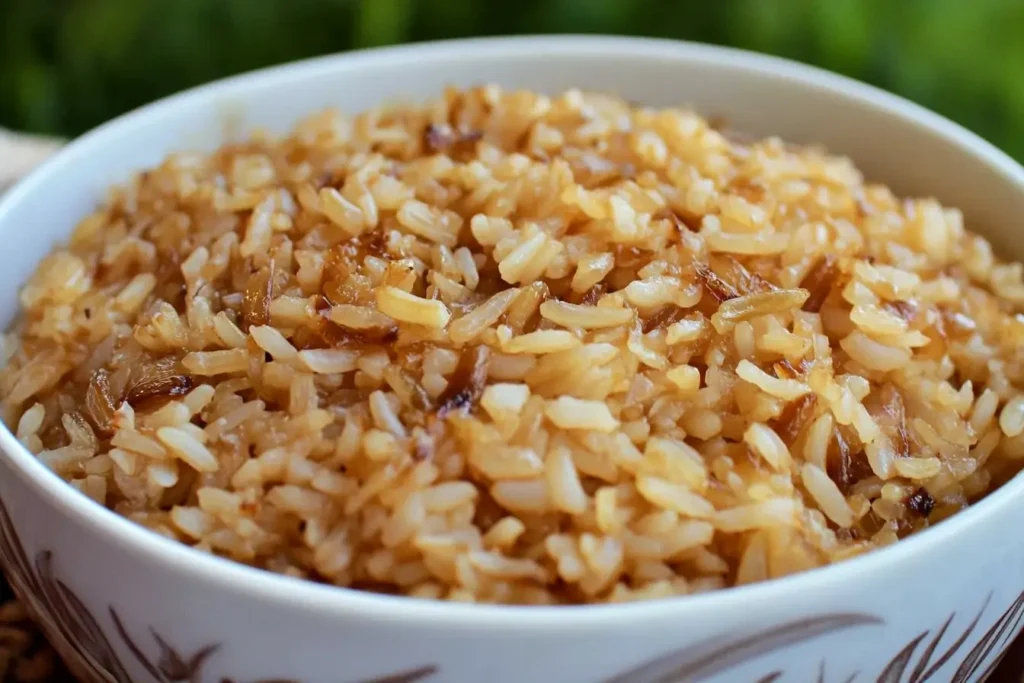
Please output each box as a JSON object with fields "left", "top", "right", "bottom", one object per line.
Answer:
{"left": 2, "top": 35, "right": 1024, "bottom": 683}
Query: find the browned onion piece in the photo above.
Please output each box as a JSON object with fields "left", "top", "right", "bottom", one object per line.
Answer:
{"left": 124, "top": 357, "right": 194, "bottom": 406}
{"left": 694, "top": 262, "right": 739, "bottom": 303}
{"left": 242, "top": 263, "right": 273, "bottom": 329}
{"left": 772, "top": 393, "right": 817, "bottom": 446}
{"left": 436, "top": 345, "right": 490, "bottom": 419}
{"left": 799, "top": 254, "right": 838, "bottom": 313}
{"left": 84, "top": 369, "right": 118, "bottom": 436}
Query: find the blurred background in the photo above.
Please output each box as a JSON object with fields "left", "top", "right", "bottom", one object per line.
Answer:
{"left": 3, "top": 0, "right": 1024, "bottom": 158}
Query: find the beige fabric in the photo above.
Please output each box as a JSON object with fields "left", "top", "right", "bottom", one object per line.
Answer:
{"left": 0, "top": 128, "right": 64, "bottom": 192}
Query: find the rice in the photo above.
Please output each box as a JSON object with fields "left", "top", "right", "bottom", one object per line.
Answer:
{"left": 544, "top": 397, "right": 619, "bottom": 432}
{"left": 375, "top": 287, "right": 451, "bottom": 328}
{"left": 5, "top": 85, "right": 1024, "bottom": 605}
{"left": 502, "top": 329, "right": 580, "bottom": 354}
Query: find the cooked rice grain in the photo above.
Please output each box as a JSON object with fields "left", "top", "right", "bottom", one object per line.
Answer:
{"left": 4, "top": 86, "right": 1024, "bottom": 605}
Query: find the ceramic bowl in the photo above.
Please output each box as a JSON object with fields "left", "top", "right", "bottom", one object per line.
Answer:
{"left": 1, "top": 35, "right": 1024, "bottom": 683}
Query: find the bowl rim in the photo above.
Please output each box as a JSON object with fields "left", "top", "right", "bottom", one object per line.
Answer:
{"left": 2, "top": 33, "right": 1024, "bottom": 628}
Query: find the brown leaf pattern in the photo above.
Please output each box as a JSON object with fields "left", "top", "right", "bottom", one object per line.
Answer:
{"left": 0, "top": 497, "right": 438, "bottom": 683}
{"left": 606, "top": 588, "right": 1024, "bottom": 683}
{"left": 0, "top": 490, "right": 1020, "bottom": 683}
{"left": 0, "top": 498, "right": 125, "bottom": 683}
{"left": 953, "top": 591, "right": 1024, "bottom": 682}
{"left": 907, "top": 610, "right": 961, "bottom": 682}
{"left": 877, "top": 632, "right": 931, "bottom": 683}
{"left": 602, "top": 614, "right": 882, "bottom": 683}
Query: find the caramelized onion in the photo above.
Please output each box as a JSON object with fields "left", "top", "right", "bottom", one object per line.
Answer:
{"left": 826, "top": 426, "right": 872, "bottom": 494}
{"left": 772, "top": 393, "right": 817, "bottom": 446}
{"left": 642, "top": 305, "right": 686, "bottom": 334}
{"left": 437, "top": 345, "right": 490, "bottom": 419}
{"left": 799, "top": 254, "right": 838, "bottom": 313}
{"left": 907, "top": 488, "right": 935, "bottom": 518}
{"left": 84, "top": 369, "right": 118, "bottom": 436}
{"left": 124, "top": 357, "right": 194, "bottom": 406}
{"left": 694, "top": 262, "right": 739, "bottom": 303}
{"left": 242, "top": 263, "right": 273, "bottom": 329}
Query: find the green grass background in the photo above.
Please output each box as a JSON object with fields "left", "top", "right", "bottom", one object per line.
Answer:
{"left": 3, "top": 0, "right": 1023, "bottom": 159}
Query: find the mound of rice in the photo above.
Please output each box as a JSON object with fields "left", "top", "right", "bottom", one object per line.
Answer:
{"left": 3, "top": 86, "right": 1024, "bottom": 605}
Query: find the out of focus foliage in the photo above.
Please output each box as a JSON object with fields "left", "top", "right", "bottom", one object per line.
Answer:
{"left": 3, "top": 0, "right": 1024, "bottom": 158}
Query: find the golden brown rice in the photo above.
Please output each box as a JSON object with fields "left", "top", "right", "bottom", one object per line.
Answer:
{"left": 4, "top": 85, "right": 1024, "bottom": 605}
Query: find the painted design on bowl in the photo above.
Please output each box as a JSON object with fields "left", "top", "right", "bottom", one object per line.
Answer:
{"left": 0, "top": 496, "right": 438, "bottom": 683}
{"left": 0, "top": 487, "right": 1020, "bottom": 683}
{"left": 606, "top": 586, "right": 1024, "bottom": 682}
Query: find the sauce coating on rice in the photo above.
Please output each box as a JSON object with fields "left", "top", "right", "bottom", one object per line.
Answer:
{"left": 3, "top": 86, "right": 1024, "bottom": 605}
